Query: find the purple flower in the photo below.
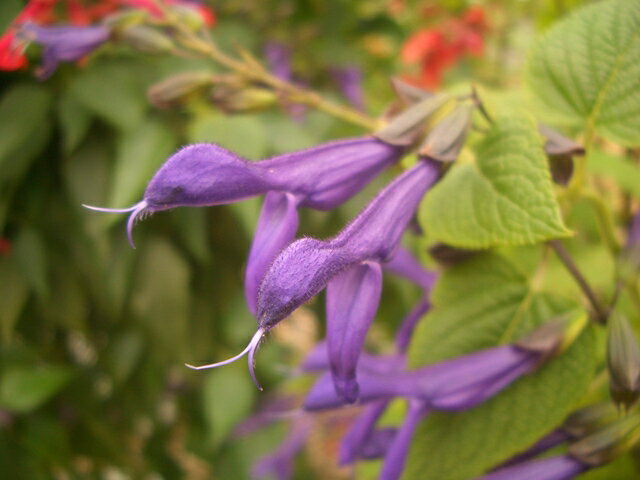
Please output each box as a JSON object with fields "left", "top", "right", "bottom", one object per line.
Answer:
{"left": 264, "top": 42, "right": 293, "bottom": 83}
{"left": 83, "top": 137, "right": 403, "bottom": 317}
{"left": 303, "top": 344, "right": 541, "bottom": 411}
{"left": 182, "top": 159, "right": 438, "bottom": 391}
{"left": 475, "top": 455, "right": 588, "bottom": 480}
{"left": 18, "top": 23, "right": 110, "bottom": 79}
{"left": 339, "top": 399, "right": 392, "bottom": 464}
{"left": 331, "top": 66, "right": 365, "bottom": 111}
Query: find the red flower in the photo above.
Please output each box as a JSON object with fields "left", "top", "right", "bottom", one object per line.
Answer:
{"left": 400, "top": 6, "right": 488, "bottom": 89}
{"left": 0, "top": 237, "right": 11, "bottom": 256}
{"left": 0, "top": 32, "right": 28, "bottom": 70}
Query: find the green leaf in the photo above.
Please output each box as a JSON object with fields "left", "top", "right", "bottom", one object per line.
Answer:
{"left": 586, "top": 148, "right": 640, "bottom": 198}
{"left": 526, "top": 0, "right": 640, "bottom": 146}
{"left": 420, "top": 114, "right": 570, "bottom": 248}
{"left": 0, "top": 365, "right": 73, "bottom": 413}
{"left": 108, "top": 119, "right": 177, "bottom": 208}
{"left": 0, "top": 257, "right": 28, "bottom": 344}
{"left": 68, "top": 60, "right": 148, "bottom": 131}
{"left": 188, "top": 112, "right": 268, "bottom": 159}
{"left": 202, "top": 363, "right": 255, "bottom": 447}
{"left": 131, "top": 238, "right": 190, "bottom": 359}
{"left": 0, "top": 83, "right": 52, "bottom": 172}
{"left": 57, "top": 92, "right": 93, "bottom": 154}
{"left": 13, "top": 227, "right": 49, "bottom": 301}
{"left": 404, "top": 254, "right": 596, "bottom": 480}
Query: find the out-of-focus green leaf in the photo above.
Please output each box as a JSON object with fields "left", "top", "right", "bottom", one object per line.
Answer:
{"left": 57, "top": 92, "right": 93, "bottom": 154}
{"left": 404, "top": 253, "right": 596, "bottom": 480}
{"left": 587, "top": 149, "right": 640, "bottom": 198}
{"left": 105, "top": 330, "right": 144, "bottom": 386}
{"left": 0, "top": 0, "right": 21, "bottom": 31}
{"left": 172, "top": 208, "right": 211, "bottom": 264}
{"left": 188, "top": 112, "right": 268, "bottom": 159}
{"left": 45, "top": 265, "right": 88, "bottom": 331}
{"left": 527, "top": 0, "right": 640, "bottom": 146}
{"left": 0, "top": 257, "right": 28, "bottom": 344}
{"left": 108, "top": 118, "right": 177, "bottom": 208}
{"left": 68, "top": 60, "right": 148, "bottom": 131}
{"left": 13, "top": 227, "right": 49, "bottom": 301}
{"left": 201, "top": 363, "right": 255, "bottom": 447}
{"left": 421, "top": 114, "right": 570, "bottom": 248}
{"left": 131, "top": 238, "right": 190, "bottom": 359}
{"left": 0, "top": 365, "right": 73, "bottom": 413}
{"left": 0, "top": 84, "right": 52, "bottom": 172}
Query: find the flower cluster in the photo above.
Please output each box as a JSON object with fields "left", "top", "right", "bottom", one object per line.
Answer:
{"left": 0, "top": 0, "right": 215, "bottom": 76}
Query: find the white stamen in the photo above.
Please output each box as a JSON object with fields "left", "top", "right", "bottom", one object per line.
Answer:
{"left": 186, "top": 327, "right": 266, "bottom": 390}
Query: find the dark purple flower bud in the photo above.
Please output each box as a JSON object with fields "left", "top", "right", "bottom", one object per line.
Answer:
{"left": 245, "top": 192, "right": 301, "bottom": 314}
{"left": 18, "top": 23, "right": 110, "bottom": 79}
{"left": 379, "top": 400, "right": 430, "bottom": 480}
{"left": 84, "top": 137, "right": 403, "bottom": 248}
{"left": 303, "top": 345, "right": 539, "bottom": 411}
{"left": 331, "top": 66, "right": 365, "bottom": 111}
{"left": 476, "top": 455, "right": 588, "bottom": 480}
{"left": 326, "top": 261, "right": 383, "bottom": 403}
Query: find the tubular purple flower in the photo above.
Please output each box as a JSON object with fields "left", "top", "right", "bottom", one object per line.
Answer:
{"left": 475, "top": 455, "right": 588, "bottom": 480}
{"left": 358, "top": 427, "right": 398, "bottom": 460}
{"left": 264, "top": 41, "right": 293, "bottom": 82}
{"left": 497, "top": 430, "right": 571, "bottom": 469}
{"left": 303, "top": 344, "right": 540, "bottom": 411}
{"left": 249, "top": 159, "right": 439, "bottom": 394}
{"left": 326, "top": 261, "right": 383, "bottom": 402}
{"left": 394, "top": 297, "right": 431, "bottom": 353}
{"left": 301, "top": 342, "right": 405, "bottom": 374}
{"left": 84, "top": 137, "right": 402, "bottom": 248}
{"left": 18, "top": 23, "right": 110, "bottom": 79}
{"left": 257, "top": 159, "right": 440, "bottom": 330}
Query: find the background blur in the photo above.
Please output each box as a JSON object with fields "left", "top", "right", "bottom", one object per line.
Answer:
{"left": 0, "top": 1, "right": 590, "bottom": 478}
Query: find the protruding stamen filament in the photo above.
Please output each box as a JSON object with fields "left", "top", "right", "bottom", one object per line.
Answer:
{"left": 82, "top": 201, "right": 149, "bottom": 249}
{"left": 186, "top": 327, "right": 266, "bottom": 391}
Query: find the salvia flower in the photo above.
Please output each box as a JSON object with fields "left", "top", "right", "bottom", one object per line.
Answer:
{"left": 253, "top": 159, "right": 440, "bottom": 399}
{"left": 303, "top": 343, "right": 540, "bottom": 411}
{"left": 83, "top": 137, "right": 403, "bottom": 314}
{"left": 18, "top": 22, "right": 110, "bottom": 78}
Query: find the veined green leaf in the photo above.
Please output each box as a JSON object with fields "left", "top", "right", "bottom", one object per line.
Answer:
{"left": 421, "top": 114, "right": 569, "bottom": 248}
{"left": 404, "top": 253, "right": 596, "bottom": 480}
{"left": 586, "top": 149, "right": 640, "bottom": 198}
{"left": 527, "top": 0, "right": 640, "bottom": 146}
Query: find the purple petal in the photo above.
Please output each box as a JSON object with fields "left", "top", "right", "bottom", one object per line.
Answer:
{"left": 359, "top": 427, "right": 398, "bottom": 460}
{"left": 143, "top": 144, "right": 272, "bottom": 210}
{"left": 301, "top": 342, "right": 405, "bottom": 374}
{"left": 384, "top": 246, "right": 436, "bottom": 290}
{"left": 265, "top": 137, "right": 403, "bottom": 210}
{"left": 394, "top": 297, "right": 431, "bottom": 353}
{"left": 379, "top": 400, "right": 430, "bottom": 480}
{"left": 339, "top": 399, "right": 390, "bottom": 464}
{"left": 476, "top": 455, "right": 587, "bottom": 480}
{"left": 245, "top": 192, "right": 301, "bottom": 314}
{"left": 20, "top": 23, "right": 110, "bottom": 79}
{"left": 326, "top": 261, "right": 383, "bottom": 403}
{"left": 264, "top": 41, "right": 292, "bottom": 82}
{"left": 257, "top": 159, "right": 440, "bottom": 329}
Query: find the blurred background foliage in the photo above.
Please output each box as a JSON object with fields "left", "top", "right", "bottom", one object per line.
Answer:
{"left": 0, "top": 0, "right": 597, "bottom": 478}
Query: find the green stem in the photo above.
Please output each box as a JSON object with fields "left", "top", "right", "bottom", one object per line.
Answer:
{"left": 158, "top": 3, "right": 378, "bottom": 130}
{"left": 549, "top": 239, "right": 609, "bottom": 324}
